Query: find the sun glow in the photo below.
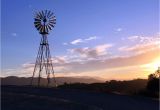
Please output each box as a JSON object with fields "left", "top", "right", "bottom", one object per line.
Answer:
{"left": 141, "top": 57, "right": 160, "bottom": 73}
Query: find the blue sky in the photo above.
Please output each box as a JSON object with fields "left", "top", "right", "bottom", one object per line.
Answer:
{"left": 1, "top": 0, "right": 159, "bottom": 80}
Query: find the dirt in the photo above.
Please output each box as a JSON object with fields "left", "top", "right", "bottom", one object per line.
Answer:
{"left": 1, "top": 86, "right": 159, "bottom": 110}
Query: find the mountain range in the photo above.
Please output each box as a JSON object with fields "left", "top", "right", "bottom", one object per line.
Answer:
{"left": 1, "top": 76, "right": 102, "bottom": 86}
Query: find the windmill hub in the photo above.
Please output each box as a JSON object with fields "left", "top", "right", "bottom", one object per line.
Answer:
{"left": 43, "top": 17, "right": 47, "bottom": 23}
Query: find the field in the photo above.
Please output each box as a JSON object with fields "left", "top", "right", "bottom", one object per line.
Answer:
{"left": 1, "top": 85, "right": 159, "bottom": 110}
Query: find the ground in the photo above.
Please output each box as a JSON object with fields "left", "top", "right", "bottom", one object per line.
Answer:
{"left": 1, "top": 86, "right": 159, "bottom": 110}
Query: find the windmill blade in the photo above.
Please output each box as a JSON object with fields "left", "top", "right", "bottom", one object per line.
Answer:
{"left": 45, "top": 10, "right": 48, "bottom": 17}
{"left": 34, "top": 22, "right": 41, "bottom": 25}
{"left": 42, "top": 25, "right": 45, "bottom": 33}
{"left": 49, "top": 21, "right": 55, "bottom": 25}
{"left": 34, "top": 23, "right": 41, "bottom": 27}
{"left": 49, "top": 20, "right": 55, "bottom": 24}
{"left": 39, "top": 25, "right": 43, "bottom": 32}
{"left": 48, "top": 22, "right": 54, "bottom": 27}
{"left": 37, "top": 25, "right": 42, "bottom": 31}
{"left": 45, "top": 26, "right": 49, "bottom": 33}
{"left": 47, "top": 11, "right": 51, "bottom": 18}
{"left": 34, "top": 22, "right": 41, "bottom": 27}
{"left": 48, "top": 21, "right": 54, "bottom": 24}
{"left": 54, "top": 17, "right": 56, "bottom": 21}
{"left": 34, "top": 18, "right": 41, "bottom": 22}
{"left": 35, "top": 17, "right": 41, "bottom": 20}
{"left": 49, "top": 18, "right": 56, "bottom": 24}
{"left": 35, "top": 13, "right": 41, "bottom": 20}
{"left": 34, "top": 11, "right": 39, "bottom": 19}
{"left": 49, "top": 18, "right": 55, "bottom": 21}
{"left": 42, "top": 10, "right": 45, "bottom": 18}
{"left": 49, "top": 18, "right": 56, "bottom": 21}
{"left": 35, "top": 23, "right": 41, "bottom": 28}
{"left": 48, "top": 12, "right": 54, "bottom": 18}
{"left": 49, "top": 19, "right": 56, "bottom": 22}
{"left": 37, "top": 12, "right": 41, "bottom": 19}
{"left": 35, "top": 24, "right": 42, "bottom": 31}
{"left": 49, "top": 17, "right": 56, "bottom": 21}
{"left": 47, "top": 25, "right": 52, "bottom": 30}
{"left": 50, "top": 16, "right": 56, "bottom": 19}
{"left": 36, "top": 24, "right": 42, "bottom": 30}
{"left": 39, "top": 11, "right": 43, "bottom": 19}
{"left": 51, "top": 18, "right": 56, "bottom": 22}
{"left": 49, "top": 21, "right": 56, "bottom": 25}
{"left": 49, "top": 17, "right": 55, "bottom": 19}
{"left": 48, "top": 23, "right": 54, "bottom": 28}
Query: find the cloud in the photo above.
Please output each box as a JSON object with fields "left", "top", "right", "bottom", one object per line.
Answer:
{"left": 62, "top": 49, "right": 159, "bottom": 72}
{"left": 1, "top": 67, "right": 33, "bottom": 77}
{"left": 116, "top": 28, "right": 122, "bottom": 32}
{"left": 63, "top": 42, "right": 68, "bottom": 45}
{"left": 85, "top": 36, "right": 98, "bottom": 41}
{"left": 127, "top": 35, "right": 160, "bottom": 43}
{"left": 70, "top": 39, "right": 83, "bottom": 45}
{"left": 118, "top": 43, "right": 159, "bottom": 54}
{"left": 2, "top": 46, "right": 159, "bottom": 79}
{"left": 69, "top": 44, "right": 113, "bottom": 58}
{"left": 2, "top": 35, "right": 159, "bottom": 80}
{"left": 68, "top": 36, "right": 99, "bottom": 45}
{"left": 52, "top": 56, "right": 67, "bottom": 64}
{"left": 47, "top": 48, "right": 159, "bottom": 76}
{"left": 119, "top": 35, "right": 160, "bottom": 54}
{"left": 127, "top": 36, "right": 139, "bottom": 41}
{"left": 11, "top": 33, "right": 17, "bottom": 37}
{"left": 96, "top": 44, "right": 112, "bottom": 54}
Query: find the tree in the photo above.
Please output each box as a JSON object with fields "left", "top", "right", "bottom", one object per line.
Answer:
{"left": 146, "top": 67, "right": 160, "bottom": 92}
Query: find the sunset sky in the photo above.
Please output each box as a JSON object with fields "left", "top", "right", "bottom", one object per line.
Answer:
{"left": 1, "top": 0, "right": 160, "bottom": 80}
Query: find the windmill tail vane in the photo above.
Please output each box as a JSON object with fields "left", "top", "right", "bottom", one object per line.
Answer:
{"left": 30, "top": 10, "right": 57, "bottom": 87}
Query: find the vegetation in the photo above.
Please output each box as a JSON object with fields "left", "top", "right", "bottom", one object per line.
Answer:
{"left": 59, "top": 79, "right": 148, "bottom": 95}
{"left": 147, "top": 67, "right": 159, "bottom": 92}
{"left": 142, "top": 67, "right": 160, "bottom": 98}
{"left": 59, "top": 67, "right": 160, "bottom": 98}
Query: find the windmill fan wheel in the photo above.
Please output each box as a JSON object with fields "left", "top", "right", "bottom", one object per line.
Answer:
{"left": 34, "top": 10, "right": 56, "bottom": 34}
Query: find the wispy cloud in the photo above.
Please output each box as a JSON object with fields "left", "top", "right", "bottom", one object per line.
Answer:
{"left": 63, "top": 42, "right": 68, "bottom": 45}
{"left": 64, "top": 36, "right": 99, "bottom": 45}
{"left": 70, "top": 39, "right": 83, "bottom": 45}
{"left": 127, "top": 35, "right": 153, "bottom": 43}
{"left": 116, "top": 28, "right": 122, "bottom": 32}
{"left": 68, "top": 44, "right": 113, "bottom": 58}
{"left": 85, "top": 36, "right": 98, "bottom": 41}
{"left": 3, "top": 34, "right": 159, "bottom": 80}
{"left": 2, "top": 43, "right": 159, "bottom": 79}
{"left": 5, "top": 47, "right": 158, "bottom": 78}
{"left": 119, "top": 35, "right": 160, "bottom": 54}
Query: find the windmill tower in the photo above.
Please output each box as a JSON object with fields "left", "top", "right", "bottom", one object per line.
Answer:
{"left": 30, "top": 10, "right": 57, "bottom": 87}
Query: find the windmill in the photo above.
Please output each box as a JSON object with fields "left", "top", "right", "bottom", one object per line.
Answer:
{"left": 30, "top": 10, "right": 57, "bottom": 87}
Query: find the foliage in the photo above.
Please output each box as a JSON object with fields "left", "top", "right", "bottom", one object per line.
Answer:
{"left": 146, "top": 67, "right": 159, "bottom": 93}
{"left": 59, "top": 79, "right": 147, "bottom": 95}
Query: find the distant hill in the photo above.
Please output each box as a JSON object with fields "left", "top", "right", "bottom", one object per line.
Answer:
{"left": 1, "top": 76, "right": 102, "bottom": 86}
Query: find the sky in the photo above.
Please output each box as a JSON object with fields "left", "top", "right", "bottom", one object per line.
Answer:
{"left": 1, "top": 0, "right": 160, "bottom": 80}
